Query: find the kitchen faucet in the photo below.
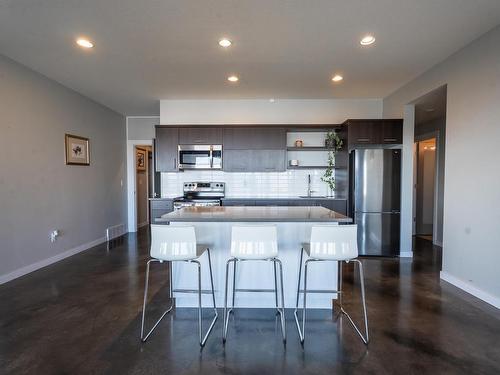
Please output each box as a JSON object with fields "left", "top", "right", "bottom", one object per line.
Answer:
{"left": 307, "top": 174, "right": 316, "bottom": 197}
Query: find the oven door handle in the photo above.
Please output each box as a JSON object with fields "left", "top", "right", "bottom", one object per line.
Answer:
{"left": 209, "top": 145, "right": 213, "bottom": 168}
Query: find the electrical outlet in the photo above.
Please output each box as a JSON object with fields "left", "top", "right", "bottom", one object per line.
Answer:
{"left": 49, "top": 230, "right": 59, "bottom": 243}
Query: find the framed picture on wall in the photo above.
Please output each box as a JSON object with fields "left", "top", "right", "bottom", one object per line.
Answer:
{"left": 65, "top": 134, "right": 90, "bottom": 165}
{"left": 136, "top": 148, "right": 146, "bottom": 171}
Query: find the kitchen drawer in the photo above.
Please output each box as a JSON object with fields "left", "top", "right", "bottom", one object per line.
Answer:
{"left": 287, "top": 199, "right": 318, "bottom": 206}
{"left": 222, "top": 199, "right": 256, "bottom": 206}
{"left": 254, "top": 199, "right": 290, "bottom": 206}
{"left": 150, "top": 199, "right": 174, "bottom": 210}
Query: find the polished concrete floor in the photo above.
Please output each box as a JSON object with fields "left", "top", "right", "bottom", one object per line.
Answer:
{"left": 1, "top": 229, "right": 500, "bottom": 374}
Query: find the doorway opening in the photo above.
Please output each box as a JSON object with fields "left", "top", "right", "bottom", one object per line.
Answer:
{"left": 411, "top": 85, "right": 447, "bottom": 247}
{"left": 414, "top": 138, "right": 437, "bottom": 240}
{"left": 135, "top": 145, "right": 152, "bottom": 229}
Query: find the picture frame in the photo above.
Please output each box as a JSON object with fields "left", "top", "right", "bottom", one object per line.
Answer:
{"left": 136, "top": 148, "right": 147, "bottom": 171}
{"left": 65, "top": 134, "right": 90, "bottom": 165}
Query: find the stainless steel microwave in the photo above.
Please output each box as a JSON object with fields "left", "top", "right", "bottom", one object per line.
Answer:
{"left": 178, "top": 145, "right": 222, "bottom": 170}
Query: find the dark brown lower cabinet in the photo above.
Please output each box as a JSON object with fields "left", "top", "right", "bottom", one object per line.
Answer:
{"left": 150, "top": 199, "right": 174, "bottom": 223}
{"left": 221, "top": 198, "right": 347, "bottom": 215}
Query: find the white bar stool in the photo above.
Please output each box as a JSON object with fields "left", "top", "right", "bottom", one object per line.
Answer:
{"left": 294, "top": 224, "right": 369, "bottom": 345}
{"left": 140, "top": 225, "right": 218, "bottom": 347}
{"left": 223, "top": 225, "right": 286, "bottom": 344}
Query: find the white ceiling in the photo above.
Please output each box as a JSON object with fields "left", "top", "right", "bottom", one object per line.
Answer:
{"left": 1, "top": 1, "right": 500, "bottom": 115}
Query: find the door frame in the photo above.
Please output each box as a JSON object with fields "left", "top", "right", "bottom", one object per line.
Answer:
{"left": 127, "top": 139, "right": 152, "bottom": 232}
{"left": 413, "top": 130, "right": 440, "bottom": 242}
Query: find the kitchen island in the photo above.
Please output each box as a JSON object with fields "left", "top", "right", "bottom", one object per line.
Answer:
{"left": 159, "top": 206, "right": 351, "bottom": 308}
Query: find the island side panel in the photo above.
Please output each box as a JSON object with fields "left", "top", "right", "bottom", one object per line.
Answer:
{"left": 170, "top": 221, "right": 339, "bottom": 309}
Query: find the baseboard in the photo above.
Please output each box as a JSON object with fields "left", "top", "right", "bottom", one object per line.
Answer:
{"left": 0, "top": 237, "right": 107, "bottom": 285}
{"left": 400, "top": 251, "right": 414, "bottom": 258}
{"left": 440, "top": 271, "right": 500, "bottom": 309}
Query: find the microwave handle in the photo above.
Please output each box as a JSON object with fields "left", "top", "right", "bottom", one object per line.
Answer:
{"left": 209, "top": 146, "right": 213, "bottom": 168}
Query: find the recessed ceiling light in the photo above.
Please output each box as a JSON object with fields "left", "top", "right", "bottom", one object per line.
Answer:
{"left": 76, "top": 38, "right": 94, "bottom": 48}
{"left": 219, "top": 38, "right": 232, "bottom": 48}
{"left": 360, "top": 35, "right": 376, "bottom": 46}
{"left": 227, "top": 75, "right": 239, "bottom": 82}
{"left": 332, "top": 74, "right": 343, "bottom": 82}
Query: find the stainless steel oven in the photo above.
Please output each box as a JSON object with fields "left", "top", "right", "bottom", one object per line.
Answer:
{"left": 173, "top": 182, "right": 225, "bottom": 210}
{"left": 178, "top": 145, "right": 222, "bottom": 170}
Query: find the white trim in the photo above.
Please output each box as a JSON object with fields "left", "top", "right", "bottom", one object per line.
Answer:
{"left": 440, "top": 271, "right": 500, "bottom": 309}
{"left": 127, "top": 139, "right": 153, "bottom": 232}
{"left": 0, "top": 237, "right": 106, "bottom": 285}
{"left": 400, "top": 251, "right": 414, "bottom": 258}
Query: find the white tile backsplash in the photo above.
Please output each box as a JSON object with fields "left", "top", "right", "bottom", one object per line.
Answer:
{"left": 161, "top": 169, "right": 331, "bottom": 197}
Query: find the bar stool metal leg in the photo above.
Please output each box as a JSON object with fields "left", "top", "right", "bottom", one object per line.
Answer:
{"left": 293, "top": 248, "right": 305, "bottom": 343}
{"left": 232, "top": 260, "right": 237, "bottom": 309}
{"left": 340, "top": 259, "right": 369, "bottom": 344}
{"left": 141, "top": 250, "right": 218, "bottom": 346}
{"left": 195, "top": 249, "right": 219, "bottom": 347}
{"left": 294, "top": 257, "right": 369, "bottom": 345}
{"left": 140, "top": 259, "right": 174, "bottom": 342}
{"left": 275, "top": 258, "right": 287, "bottom": 343}
{"left": 223, "top": 258, "right": 286, "bottom": 344}
{"left": 223, "top": 258, "right": 236, "bottom": 343}
{"left": 273, "top": 261, "right": 279, "bottom": 313}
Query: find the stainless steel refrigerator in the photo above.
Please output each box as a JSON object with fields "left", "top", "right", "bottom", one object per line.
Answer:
{"left": 349, "top": 149, "right": 401, "bottom": 256}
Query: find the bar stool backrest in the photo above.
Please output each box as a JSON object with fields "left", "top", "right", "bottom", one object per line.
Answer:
{"left": 150, "top": 224, "right": 197, "bottom": 261}
{"left": 230, "top": 225, "right": 278, "bottom": 259}
{"left": 310, "top": 224, "right": 358, "bottom": 261}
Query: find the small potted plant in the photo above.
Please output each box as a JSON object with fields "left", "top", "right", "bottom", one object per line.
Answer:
{"left": 321, "top": 131, "right": 343, "bottom": 196}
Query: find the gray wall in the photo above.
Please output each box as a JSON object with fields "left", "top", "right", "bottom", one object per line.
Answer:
{"left": 383, "top": 25, "right": 500, "bottom": 306}
{"left": 415, "top": 117, "right": 446, "bottom": 245}
{"left": 0, "top": 54, "right": 127, "bottom": 282}
{"left": 127, "top": 117, "right": 158, "bottom": 140}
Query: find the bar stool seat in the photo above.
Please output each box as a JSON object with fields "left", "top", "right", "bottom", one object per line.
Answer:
{"left": 140, "top": 225, "right": 218, "bottom": 347}
{"left": 223, "top": 225, "right": 286, "bottom": 344}
{"left": 294, "top": 225, "right": 369, "bottom": 345}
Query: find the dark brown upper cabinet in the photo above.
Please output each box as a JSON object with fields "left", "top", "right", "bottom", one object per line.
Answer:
{"left": 381, "top": 120, "right": 403, "bottom": 144}
{"left": 155, "top": 127, "right": 179, "bottom": 172}
{"left": 178, "top": 127, "right": 222, "bottom": 144}
{"left": 346, "top": 119, "right": 402, "bottom": 147}
{"left": 223, "top": 127, "right": 286, "bottom": 150}
{"left": 223, "top": 149, "right": 286, "bottom": 172}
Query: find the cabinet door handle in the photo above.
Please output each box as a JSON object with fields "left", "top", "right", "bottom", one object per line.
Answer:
{"left": 173, "top": 158, "right": 177, "bottom": 169}
{"left": 357, "top": 138, "right": 371, "bottom": 142}
{"left": 384, "top": 138, "right": 397, "bottom": 142}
